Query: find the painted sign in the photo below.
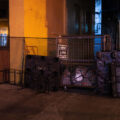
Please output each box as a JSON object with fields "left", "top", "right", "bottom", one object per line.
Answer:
{"left": 58, "top": 44, "right": 68, "bottom": 60}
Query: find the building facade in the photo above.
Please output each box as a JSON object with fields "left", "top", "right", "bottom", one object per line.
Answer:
{"left": 0, "top": 0, "right": 94, "bottom": 82}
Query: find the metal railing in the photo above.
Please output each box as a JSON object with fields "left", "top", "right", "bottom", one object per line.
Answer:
{"left": 56, "top": 35, "right": 111, "bottom": 65}
{"left": 0, "top": 35, "right": 112, "bottom": 88}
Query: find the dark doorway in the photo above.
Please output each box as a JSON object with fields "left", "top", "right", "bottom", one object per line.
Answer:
{"left": 0, "top": 0, "right": 9, "bottom": 83}
{"left": 102, "top": 0, "right": 120, "bottom": 50}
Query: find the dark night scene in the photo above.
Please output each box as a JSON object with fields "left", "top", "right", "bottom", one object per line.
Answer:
{"left": 0, "top": 0, "right": 120, "bottom": 120}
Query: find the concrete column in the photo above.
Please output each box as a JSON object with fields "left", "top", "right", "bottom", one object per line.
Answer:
{"left": 9, "top": 0, "right": 24, "bottom": 72}
{"left": 9, "top": 0, "right": 24, "bottom": 37}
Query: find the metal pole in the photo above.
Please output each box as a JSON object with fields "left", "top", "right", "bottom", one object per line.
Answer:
{"left": 118, "top": 20, "right": 120, "bottom": 50}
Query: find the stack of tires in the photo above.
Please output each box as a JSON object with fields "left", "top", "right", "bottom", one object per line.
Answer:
{"left": 96, "top": 52, "right": 112, "bottom": 95}
{"left": 24, "top": 55, "right": 60, "bottom": 92}
{"left": 111, "top": 51, "right": 120, "bottom": 97}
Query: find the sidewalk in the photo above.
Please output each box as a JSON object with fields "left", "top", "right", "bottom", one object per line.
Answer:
{"left": 0, "top": 84, "right": 119, "bottom": 120}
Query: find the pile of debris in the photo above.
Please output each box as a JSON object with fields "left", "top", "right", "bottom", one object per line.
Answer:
{"left": 61, "top": 51, "right": 120, "bottom": 97}
{"left": 96, "top": 51, "right": 120, "bottom": 97}
{"left": 62, "top": 66, "right": 96, "bottom": 88}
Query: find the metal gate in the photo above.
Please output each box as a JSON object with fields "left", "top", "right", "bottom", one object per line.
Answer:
{"left": 0, "top": 35, "right": 111, "bottom": 89}
{"left": 56, "top": 35, "right": 111, "bottom": 88}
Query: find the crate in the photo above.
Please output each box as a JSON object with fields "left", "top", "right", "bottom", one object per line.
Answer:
{"left": 24, "top": 55, "right": 61, "bottom": 92}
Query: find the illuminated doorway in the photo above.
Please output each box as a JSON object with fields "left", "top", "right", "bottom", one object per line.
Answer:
{"left": 0, "top": 0, "right": 9, "bottom": 47}
{"left": 94, "top": 0, "right": 102, "bottom": 55}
